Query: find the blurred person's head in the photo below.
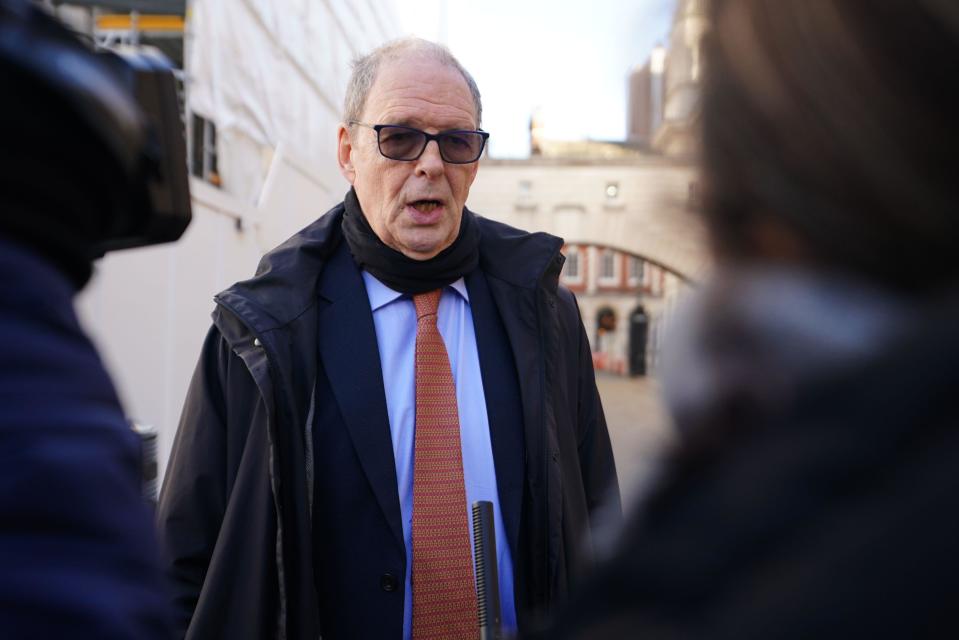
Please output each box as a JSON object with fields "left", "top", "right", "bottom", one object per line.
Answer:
{"left": 701, "top": 0, "right": 959, "bottom": 293}
{"left": 337, "top": 38, "right": 486, "bottom": 260}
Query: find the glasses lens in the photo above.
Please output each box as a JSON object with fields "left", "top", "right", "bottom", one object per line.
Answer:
{"left": 439, "top": 131, "right": 486, "bottom": 163}
{"left": 377, "top": 126, "right": 426, "bottom": 160}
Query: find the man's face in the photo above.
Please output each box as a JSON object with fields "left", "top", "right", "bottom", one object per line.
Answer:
{"left": 337, "top": 55, "right": 480, "bottom": 260}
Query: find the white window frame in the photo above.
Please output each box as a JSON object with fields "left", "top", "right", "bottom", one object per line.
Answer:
{"left": 189, "top": 111, "right": 219, "bottom": 186}
{"left": 562, "top": 246, "right": 584, "bottom": 285}
{"left": 518, "top": 179, "right": 532, "bottom": 201}
{"left": 598, "top": 248, "right": 619, "bottom": 286}
{"left": 627, "top": 256, "right": 644, "bottom": 286}
{"left": 516, "top": 179, "right": 537, "bottom": 211}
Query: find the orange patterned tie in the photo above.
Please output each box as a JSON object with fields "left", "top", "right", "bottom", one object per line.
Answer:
{"left": 411, "top": 289, "right": 479, "bottom": 640}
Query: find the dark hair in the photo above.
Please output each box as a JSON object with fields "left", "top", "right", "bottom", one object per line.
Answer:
{"left": 701, "top": 0, "right": 959, "bottom": 293}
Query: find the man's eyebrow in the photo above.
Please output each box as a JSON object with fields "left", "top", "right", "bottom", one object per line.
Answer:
{"left": 383, "top": 117, "right": 417, "bottom": 128}
{"left": 384, "top": 118, "right": 477, "bottom": 132}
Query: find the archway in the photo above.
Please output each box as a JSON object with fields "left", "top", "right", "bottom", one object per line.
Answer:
{"left": 561, "top": 243, "right": 690, "bottom": 376}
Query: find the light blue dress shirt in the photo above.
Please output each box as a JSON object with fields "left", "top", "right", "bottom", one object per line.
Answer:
{"left": 362, "top": 272, "right": 517, "bottom": 640}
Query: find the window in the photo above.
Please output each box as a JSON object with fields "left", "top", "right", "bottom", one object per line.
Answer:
{"left": 515, "top": 179, "right": 536, "bottom": 211}
{"left": 190, "top": 112, "right": 220, "bottom": 187}
{"left": 628, "top": 256, "right": 644, "bottom": 285}
{"left": 599, "top": 248, "right": 618, "bottom": 285}
{"left": 562, "top": 246, "right": 583, "bottom": 284}
{"left": 601, "top": 251, "right": 615, "bottom": 279}
{"left": 566, "top": 252, "right": 579, "bottom": 278}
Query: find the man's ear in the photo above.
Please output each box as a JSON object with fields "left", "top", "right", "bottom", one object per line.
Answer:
{"left": 337, "top": 124, "right": 356, "bottom": 184}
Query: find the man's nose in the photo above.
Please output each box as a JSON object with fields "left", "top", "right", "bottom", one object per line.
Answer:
{"left": 415, "top": 139, "right": 445, "bottom": 176}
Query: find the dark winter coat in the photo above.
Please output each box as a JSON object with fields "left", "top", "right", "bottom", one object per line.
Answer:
{"left": 157, "top": 203, "right": 621, "bottom": 639}
{"left": 0, "top": 237, "right": 171, "bottom": 638}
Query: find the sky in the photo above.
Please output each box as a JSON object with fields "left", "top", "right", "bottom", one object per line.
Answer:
{"left": 393, "top": 0, "right": 676, "bottom": 158}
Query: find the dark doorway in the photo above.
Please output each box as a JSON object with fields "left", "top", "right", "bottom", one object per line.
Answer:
{"left": 628, "top": 304, "right": 649, "bottom": 376}
{"left": 595, "top": 306, "right": 617, "bottom": 349}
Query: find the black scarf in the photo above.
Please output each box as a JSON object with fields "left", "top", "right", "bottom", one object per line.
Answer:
{"left": 341, "top": 188, "right": 480, "bottom": 294}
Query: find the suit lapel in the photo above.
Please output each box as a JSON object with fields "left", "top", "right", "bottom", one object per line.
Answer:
{"left": 316, "top": 242, "right": 404, "bottom": 549}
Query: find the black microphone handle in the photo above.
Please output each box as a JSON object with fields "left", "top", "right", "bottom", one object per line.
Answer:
{"left": 472, "top": 500, "right": 502, "bottom": 640}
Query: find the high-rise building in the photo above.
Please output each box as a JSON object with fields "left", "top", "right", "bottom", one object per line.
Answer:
{"left": 627, "top": 45, "right": 666, "bottom": 146}
{"left": 627, "top": 62, "right": 652, "bottom": 145}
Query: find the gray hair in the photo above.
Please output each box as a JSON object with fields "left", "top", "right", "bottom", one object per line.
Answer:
{"left": 343, "top": 37, "right": 483, "bottom": 127}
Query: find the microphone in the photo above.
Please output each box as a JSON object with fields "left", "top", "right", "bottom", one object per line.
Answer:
{"left": 472, "top": 500, "right": 502, "bottom": 640}
{"left": 130, "top": 421, "right": 159, "bottom": 504}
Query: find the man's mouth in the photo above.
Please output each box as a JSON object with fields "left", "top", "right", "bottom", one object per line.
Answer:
{"left": 409, "top": 199, "right": 442, "bottom": 213}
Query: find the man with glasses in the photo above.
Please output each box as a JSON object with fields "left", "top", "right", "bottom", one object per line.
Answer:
{"left": 158, "top": 38, "right": 620, "bottom": 640}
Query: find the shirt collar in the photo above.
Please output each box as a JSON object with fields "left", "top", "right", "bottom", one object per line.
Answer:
{"left": 361, "top": 271, "right": 470, "bottom": 312}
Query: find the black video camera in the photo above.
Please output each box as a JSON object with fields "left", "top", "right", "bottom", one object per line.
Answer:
{"left": 0, "top": 0, "right": 191, "bottom": 256}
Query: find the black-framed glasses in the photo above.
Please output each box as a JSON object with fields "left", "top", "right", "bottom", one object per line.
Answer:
{"left": 350, "top": 122, "right": 489, "bottom": 164}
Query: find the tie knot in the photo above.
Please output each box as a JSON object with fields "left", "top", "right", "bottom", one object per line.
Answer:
{"left": 413, "top": 289, "right": 442, "bottom": 320}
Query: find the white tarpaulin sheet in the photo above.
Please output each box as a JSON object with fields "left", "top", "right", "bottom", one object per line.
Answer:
{"left": 185, "top": 0, "right": 399, "bottom": 208}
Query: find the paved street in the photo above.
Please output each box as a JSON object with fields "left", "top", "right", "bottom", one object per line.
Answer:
{"left": 595, "top": 372, "right": 676, "bottom": 506}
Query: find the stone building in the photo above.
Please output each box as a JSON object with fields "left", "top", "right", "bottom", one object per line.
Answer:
{"left": 465, "top": 149, "right": 704, "bottom": 376}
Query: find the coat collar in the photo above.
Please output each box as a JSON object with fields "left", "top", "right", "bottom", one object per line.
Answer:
{"left": 216, "top": 198, "right": 565, "bottom": 337}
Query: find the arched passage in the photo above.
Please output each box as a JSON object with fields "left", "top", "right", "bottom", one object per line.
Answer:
{"left": 559, "top": 242, "right": 689, "bottom": 376}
